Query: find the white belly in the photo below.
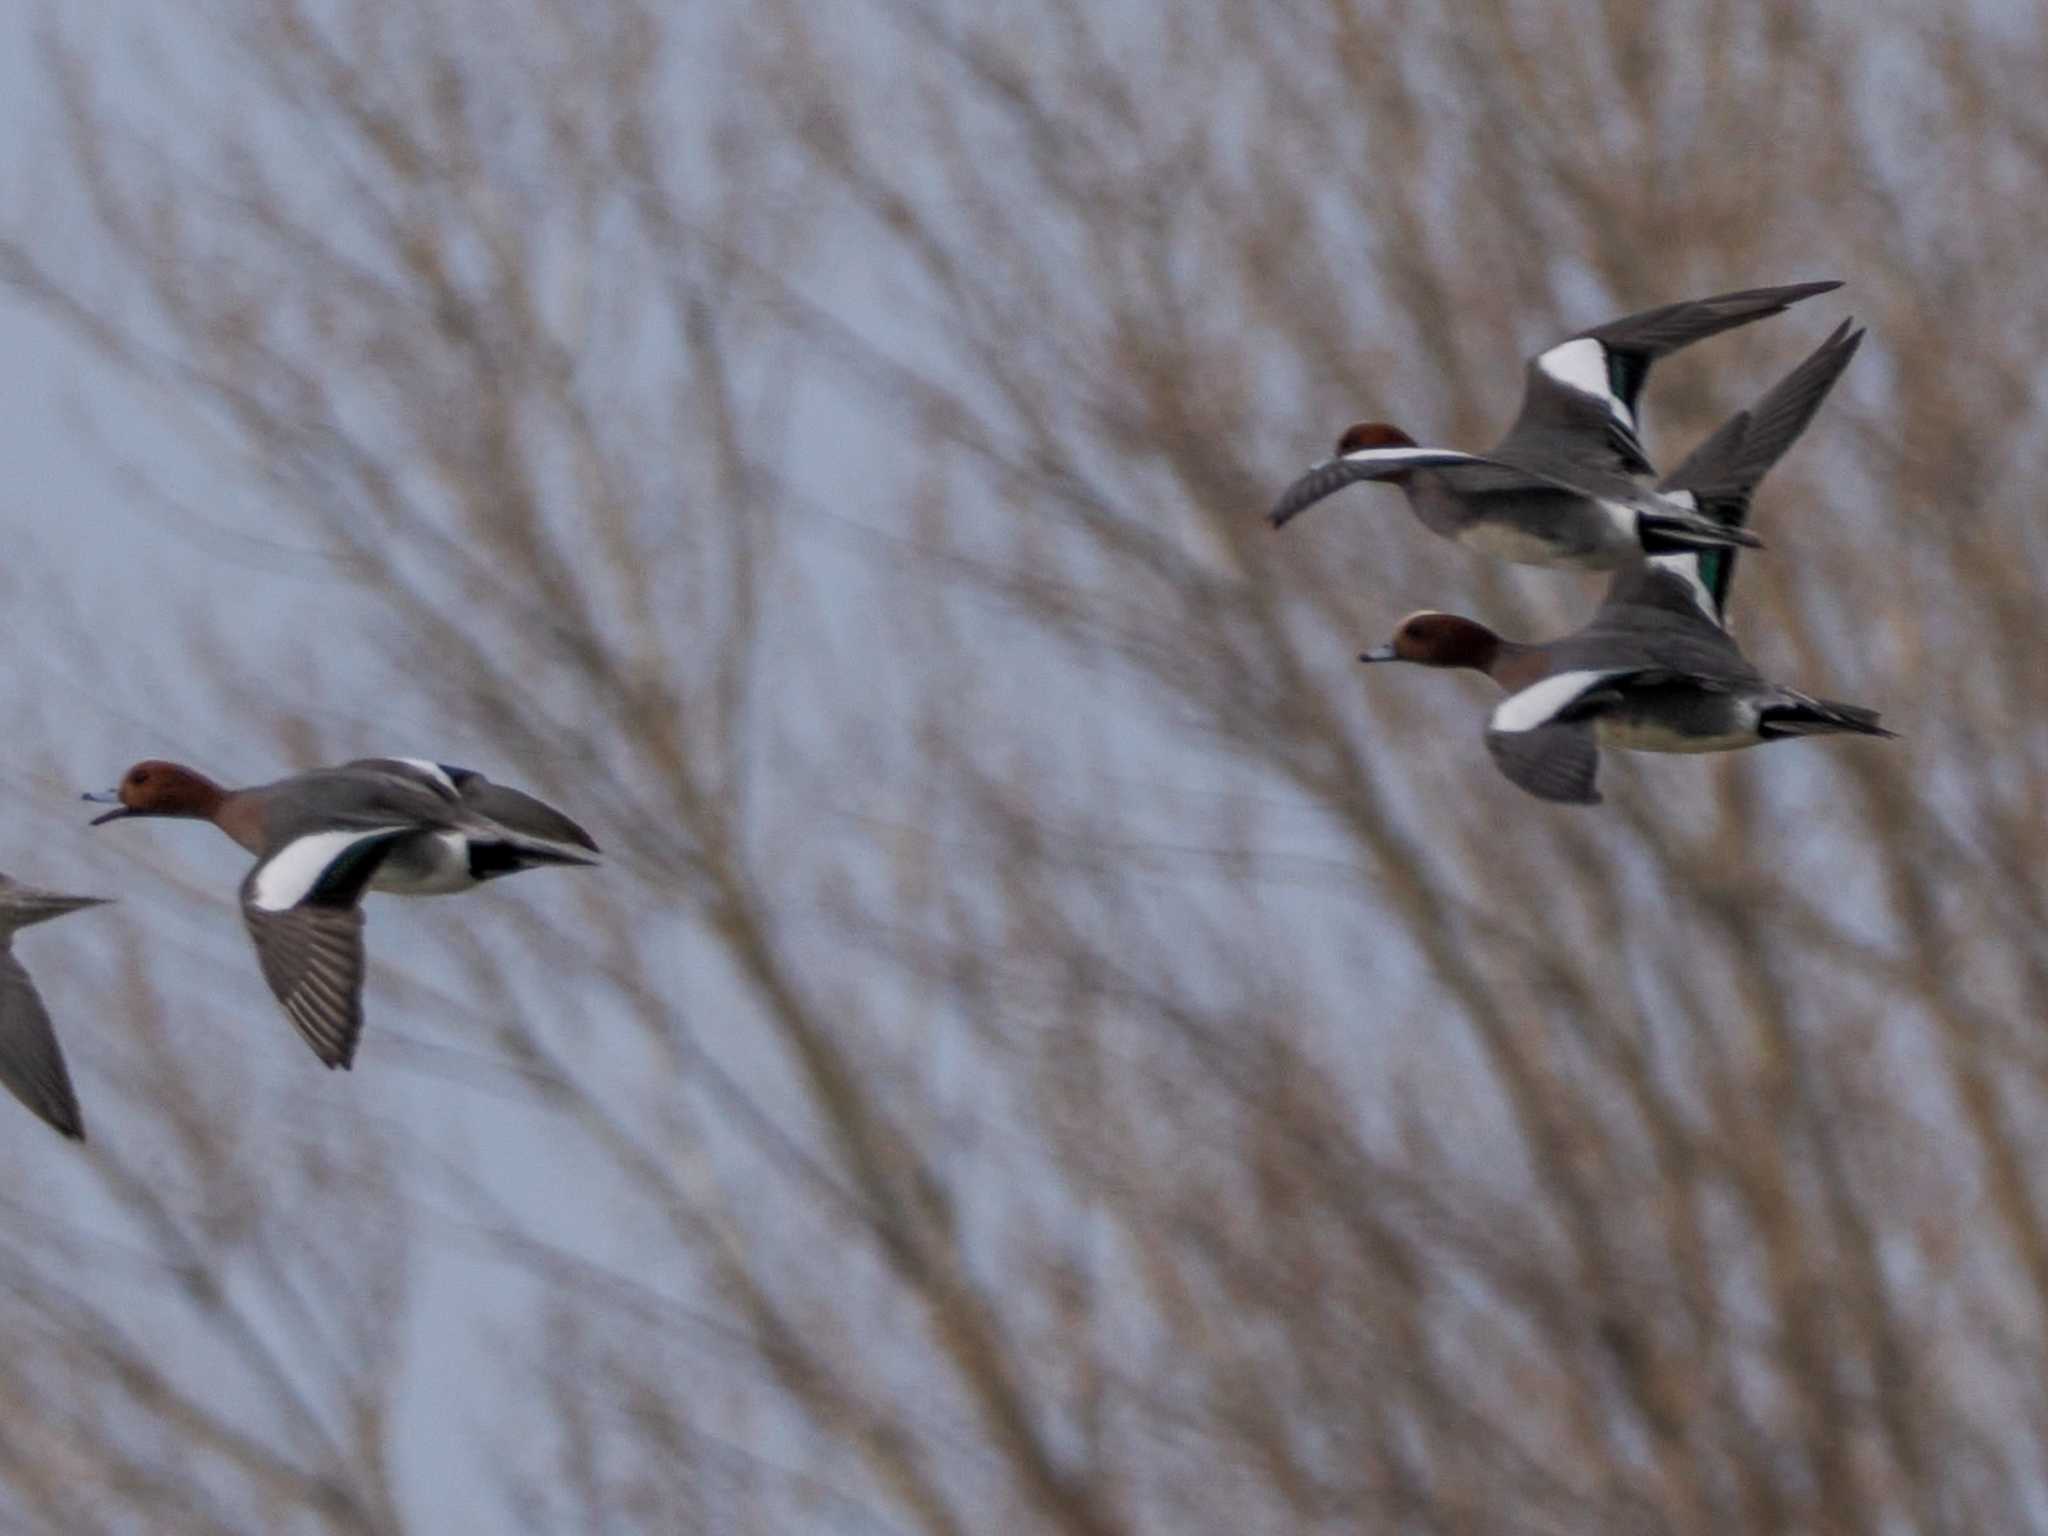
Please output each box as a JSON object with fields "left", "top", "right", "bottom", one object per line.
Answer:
{"left": 1459, "top": 520, "right": 1580, "bottom": 566}
{"left": 368, "top": 831, "right": 478, "bottom": 895}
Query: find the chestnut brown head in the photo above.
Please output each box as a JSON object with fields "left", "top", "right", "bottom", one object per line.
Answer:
{"left": 1358, "top": 611, "right": 1504, "bottom": 673}
{"left": 84, "top": 761, "right": 227, "bottom": 825}
{"left": 1334, "top": 421, "right": 1418, "bottom": 456}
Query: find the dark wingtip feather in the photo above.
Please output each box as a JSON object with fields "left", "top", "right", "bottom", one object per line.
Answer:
{"left": 1773, "top": 278, "right": 1843, "bottom": 301}
{"left": 1741, "top": 279, "right": 1844, "bottom": 310}
{"left": 1267, "top": 473, "right": 1333, "bottom": 530}
{"left": 1265, "top": 455, "right": 1402, "bottom": 531}
{"left": 1762, "top": 698, "right": 1897, "bottom": 741}
{"left": 1828, "top": 702, "right": 1894, "bottom": 736}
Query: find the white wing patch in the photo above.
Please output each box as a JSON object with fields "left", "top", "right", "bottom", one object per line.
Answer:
{"left": 1646, "top": 491, "right": 1724, "bottom": 623}
{"left": 1649, "top": 552, "right": 1719, "bottom": 622}
{"left": 1337, "top": 446, "right": 1487, "bottom": 471}
{"left": 1537, "top": 336, "right": 1635, "bottom": 431}
{"left": 389, "top": 758, "right": 459, "bottom": 796}
{"left": 1491, "top": 670, "right": 1632, "bottom": 734}
{"left": 1596, "top": 499, "right": 1642, "bottom": 538}
{"left": 250, "top": 828, "right": 411, "bottom": 912}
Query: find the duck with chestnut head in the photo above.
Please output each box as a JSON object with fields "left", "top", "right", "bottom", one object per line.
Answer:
{"left": 86, "top": 757, "right": 598, "bottom": 1069}
{"left": 1359, "top": 551, "right": 1895, "bottom": 805}
{"left": 1269, "top": 282, "right": 1847, "bottom": 569}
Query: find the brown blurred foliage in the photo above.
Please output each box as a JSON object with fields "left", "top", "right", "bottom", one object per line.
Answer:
{"left": 0, "top": 0, "right": 2041, "bottom": 1530}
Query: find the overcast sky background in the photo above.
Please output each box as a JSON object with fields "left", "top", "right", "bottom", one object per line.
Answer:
{"left": 0, "top": 3, "right": 2044, "bottom": 1532}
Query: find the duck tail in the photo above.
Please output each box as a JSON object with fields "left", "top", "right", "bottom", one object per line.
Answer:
{"left": 1759, "top": 695, "right": 1897, "bottom": 740}
{"left": 466, "top": 838, "right": 601, "bottom": 882}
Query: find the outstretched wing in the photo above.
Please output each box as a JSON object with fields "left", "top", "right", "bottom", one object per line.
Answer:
{"left": 1261, "top": 444, "right": 1630, "bottom": 536}
{"left": 1586, "top": 563, "right": 1765, "bottom": 680}
{"left": 242, "top": 902, "right": 370, "bottom": 1069}
{"left": 1485, "top": 720, "right": 1605, "bottom": 805}
{"left": 1494, "top": 281, "right": 1842, "bottom": 487}
{"left": 240, "top": 826, "right": 412, "bottom": 1069}
{"left": 1654, "top": 318, "right": 1864, "bottom": 621}
{"left": 1484, "top": 668, "right": 1643, "bottom": 805}
{"left": 1496, "top": 350, "right": 1660, "bottom": 482}
{"left": 0, "top": 948, "right": 84, "bottom": 1139}
{"left": 1269, "top": 446, "right": 1527, "bottom": 528}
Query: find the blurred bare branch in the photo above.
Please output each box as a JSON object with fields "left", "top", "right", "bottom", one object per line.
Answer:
{"left": 0, "top": 0, "right": 2040, "bottom": 1531}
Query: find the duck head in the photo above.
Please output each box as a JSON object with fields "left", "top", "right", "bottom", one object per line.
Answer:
{"left": 1359, "top": 611, "right": 1505, "bottom": 673}
{"left": 84, "top": 761, "right": 227, "bottom": 825}
{"left": 1335, "top": 421, "right": 1418, "bottom": 456}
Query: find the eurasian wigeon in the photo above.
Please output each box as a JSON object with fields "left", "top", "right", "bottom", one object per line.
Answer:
{"left": 1269, "top": 280, "right": 1842, "bottom": 567}
{"left": 86, "top": 757, "right": 598, "bottom": 1068}
{"left": 1359, "top": 561, "right": 1894, "bottom": 805}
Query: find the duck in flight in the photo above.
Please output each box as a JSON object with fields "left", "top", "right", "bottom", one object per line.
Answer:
{"left": 1356, "top": 318, "right": 1890, "bottom": 802}
{"left": 0, "top": 876, "right": 111, "bottom": 1140}
{"left": 86, "top": 757, "right": 598, "bottom": 1068}
{"left": 1269, "top": 281, "right": 1842, "bottom": 568}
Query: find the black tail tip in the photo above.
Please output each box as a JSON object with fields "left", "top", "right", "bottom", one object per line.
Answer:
{"left": 1762, "top": 700, "right": 1897, "bottom": 740}
{"left": 1832, "top": 704, "right": 1896, "bottom": 738}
